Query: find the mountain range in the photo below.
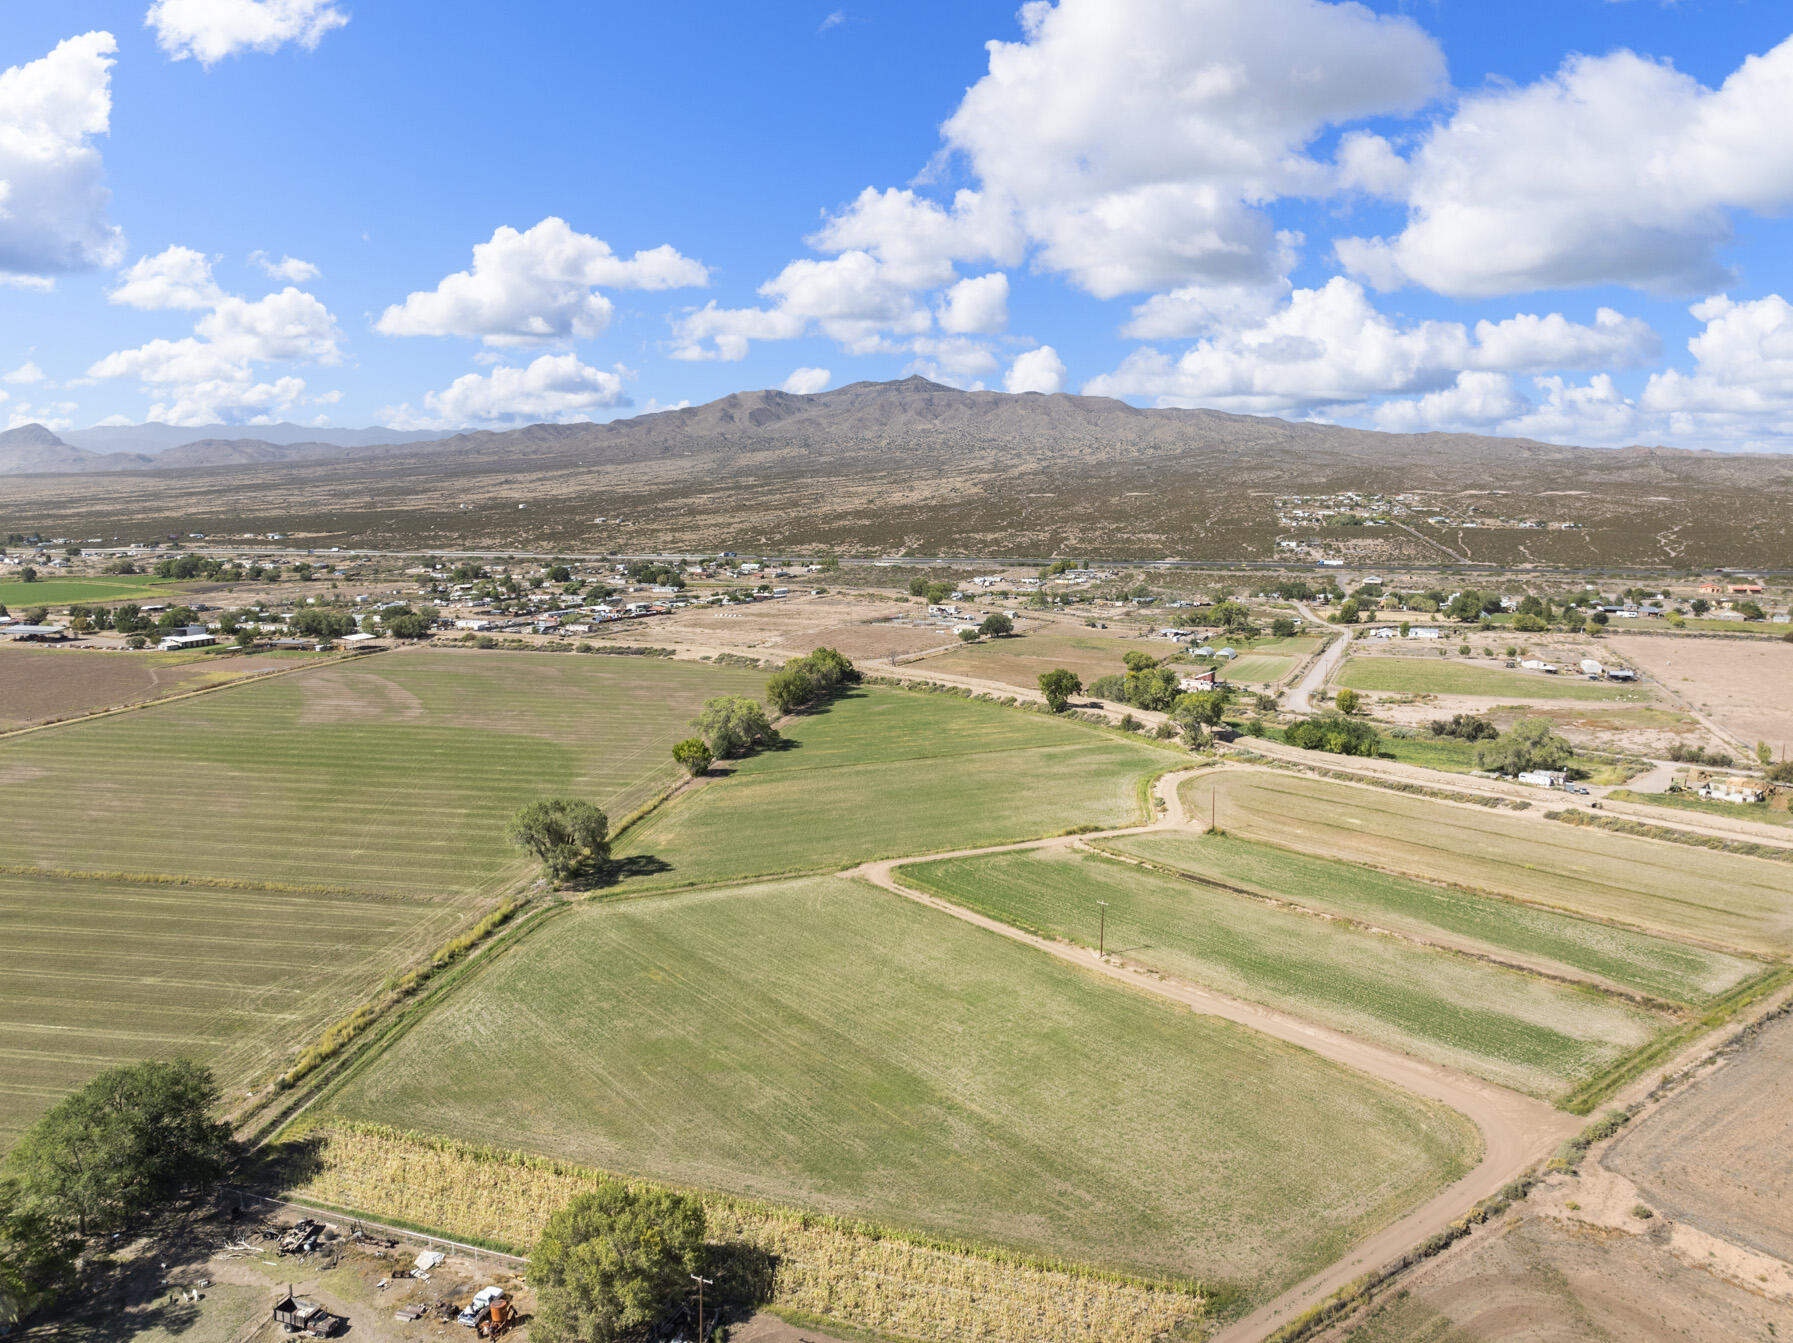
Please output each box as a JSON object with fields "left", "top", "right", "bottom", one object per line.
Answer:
{"left": 4, "top": 377, "right": 1790, "bottom": 566}
{"left": 0, "top": 422, "right": 451, "bottom": 476}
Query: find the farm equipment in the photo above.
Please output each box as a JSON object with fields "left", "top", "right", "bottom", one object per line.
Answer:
{"left": 277, "top": 1220, "right": 325, "bottom": 1256}
{"left": 271, "top": 1289, "right": 343, "bottom": 1337}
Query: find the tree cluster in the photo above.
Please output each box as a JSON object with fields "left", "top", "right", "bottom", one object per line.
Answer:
{"left": 1427, "top": 713, "right": 1498, "bottom": 741}
{"left": 531, "top": 1186, "right": 706, "bottom": 1343}
{"left": 697, "top": 696, "right": 779, "bottom": 759}
{"left": 765, "top": 648, "right": 859, "bottom": 714}
{"left": 1285, "top": 713, "right": 1380, "bottom": 757}
{"left": 1475, "top": 718, "right": 1573, "bottom": 775}
{"left": 506, "top": 800, "right": 611, "bottom": 882}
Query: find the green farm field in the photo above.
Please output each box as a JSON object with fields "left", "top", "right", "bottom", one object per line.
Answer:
{"left": 1184, "top": 771, "right": 1793, "bottom": 955}
{"left": 0, "top": 649, "right": 768, "bottom": 1139}
{"left": 612, "top": 688, "right": 1175, "bottom": 888}
{"left": 1209, "top": 653, "right": 1293, "bottom": 683}
{"left": 1335, "top": 655, "right": 1651, "bottom": 701}
{"left": 320, "top": 875, "right": 1477, "bottom": 1296}
{"left": 0, "top": 574, "right": 183, "bottom": 607}
{"left": 0, "top": 649, "right": 766, "bottom": 895}
{"left": 1093, "top": 832, "right": 1755, "bottom": 1005}
{"left": 0, "top": 871, "right": 475, "bottom": 1146}
{"left": 898, "top": 847, "right": 1668, "bottom": 1100}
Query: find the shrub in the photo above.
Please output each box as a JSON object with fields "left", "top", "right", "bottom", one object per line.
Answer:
{"left": 1284, "top": 714, "right": 1380, "bottom": 757}
{"left": 671, "top": 738, "right": 713, "bottom": 777}
{"left": 1428, "top": 713, "right": 1498, "bottom": 741}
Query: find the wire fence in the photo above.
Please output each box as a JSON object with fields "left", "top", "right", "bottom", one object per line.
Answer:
{"left": 221, "top": 1187, "right": 528, "bottom": 1269}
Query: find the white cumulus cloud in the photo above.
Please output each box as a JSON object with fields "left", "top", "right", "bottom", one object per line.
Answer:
{"left": 146, "top": 0, "right": 349, "bottom": 66}
{"left": 387, "top": 353, "right": 632, "bottom": 429}
{"left": 937, "top": 273, "right": 1010, "bottom": 335}
{"left": 1365, "top": 371, "right": 1528, "bottom": 433}
{"left": 379, "top": 217, "right": 708, "bottom": 347}
{"left": 250, "top": 250, "right": 320, "bottom": 283}
{"left": 4, "top": 360, "right": 46, "bottom": 385}
{"left": 781, "top": 367, "right": 831, "bottom": 395}
{"left": 1338, "top": 35, "right": 1793, "bottom": 297}
{"left": 109, "top": 245, "right": 225, "bottom": 310}
{"left": 0, "top": 32, "right": 124, "bottom": 284}
{"left": 1004, "top": 345, "right": 1068, "bottom": 395}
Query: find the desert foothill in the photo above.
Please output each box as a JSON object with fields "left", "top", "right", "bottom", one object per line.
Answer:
{"left": 2, "top": 5, "right": 1792, "bottom": 1343}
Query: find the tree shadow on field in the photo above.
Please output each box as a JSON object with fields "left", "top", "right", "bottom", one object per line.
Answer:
{"left": 578, "top": 853, "right": 674, "bottom": 892}
{"left": 704, "top": 1240, "right": 780, "bottom": 1329}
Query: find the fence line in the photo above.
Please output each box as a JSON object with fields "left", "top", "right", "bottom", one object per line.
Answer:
{"left": 221, "top": 1187, "right": 528, "bottom": 1267}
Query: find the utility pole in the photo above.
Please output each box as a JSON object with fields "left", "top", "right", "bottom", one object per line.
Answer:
{"left": 1097, "top": 900, "right": 1110, "bottom": 958}
{"left": 691, "top": 1274, "right": 713, "bottom": 1341}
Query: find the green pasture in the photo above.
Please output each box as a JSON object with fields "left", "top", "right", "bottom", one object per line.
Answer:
{"left": 1093, "top": 831, "right": 1755, "bottom": 1005}
{"left": 612, "top": 688, "right": 1174, "bottom": 888}
{"left": 321, "top": 875, "right": 1476, "bottom": 1295}
{"left": 899, "top": 846, "right": 1670, "bottom": 1100}
{"left": 0, "top": 574, "right": 183, "bottom": 607}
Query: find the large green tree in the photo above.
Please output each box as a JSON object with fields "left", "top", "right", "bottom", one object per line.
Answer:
{"left": 1038, "top": 669, "right": 1082, "bottom": 712}
{"left": 506, "top": 800, "right": 610, "bottom": 881}
{"left": 671, "top": 738, "right": 713, "bottom": 777}
{"left": 3, "top": 1059, "right": 234, "bottom": 1237}
{"left": 531, "top": 1186, "right": 706, "bottom": 1343}
{"left": 1476, "top": 718, "right": 1573, "bottom": 776}
{"left": 697, "top": 696, "right": 778, "bottom": 758}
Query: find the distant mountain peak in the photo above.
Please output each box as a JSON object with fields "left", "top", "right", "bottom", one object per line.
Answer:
{"left": 0, "top": 422, "right": 67, "bottom": 447}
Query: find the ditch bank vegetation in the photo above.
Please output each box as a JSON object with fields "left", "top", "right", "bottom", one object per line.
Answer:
{"left": 279, "top": 1121, "right": 1215, "bottom": 1343}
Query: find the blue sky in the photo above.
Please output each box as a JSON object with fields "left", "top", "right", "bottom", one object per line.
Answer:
{"left": 7, "top": 1, "right": 1793, "bottom": 450}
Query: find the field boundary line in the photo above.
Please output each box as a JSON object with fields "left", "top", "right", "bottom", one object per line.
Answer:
{"left": 856, "top": 857, "right": 1579, "bottom": 1343}
{"left": 1076, "top": 840, "right": 1690, "bottom": 1015}
{"left": 219, "top": 1186, "right": 528, "bottom": 1265}
{"left": 0, "top": 646, "right": 374, "bottom": 744}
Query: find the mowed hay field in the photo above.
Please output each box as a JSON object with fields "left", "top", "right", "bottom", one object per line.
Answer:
{"left": 612, "top": 688, "right": 1175, "bottom": 889}
{"left": 320, "top": 876, "right": 1478, "bottom": 1296}
{"left": 0, "top": 645, "right": 289, "bottom": 730}
{"left": 0, "top": 872, "right": 472, "bottom": 1147}
{"left": 898, "top": 847, "right": 1667, "bottom": 1100}
{"left": 0, "top": 649, "right": 766, "bottom": 895}
{"left": 0, "top": 649, "right": 767, "bottom": 1140}
{"left": 1185, "top": 770, "right": 1793, "bottom": 956}
{"left": 1335, "top": 653, "right": 1652, "bottom": 701}
{"left": 1206, "top": 653, "right": 1293, "bottom": 684}
{"left": 0, "top": 574, "right": 182, "bottom": 607}
{"left": 1096, "top": 832, "right": 1755, "bottom": 1006}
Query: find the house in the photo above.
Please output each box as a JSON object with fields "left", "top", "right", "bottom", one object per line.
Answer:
{"left": 1408, "top": 627, "right": 1441, "bottom": 640}
{"left": 1516, "top": 769, "right": 1569, "bottom": 789}
{"left": 1702, "top": 777, "right": 1768, "bottom": 805}
{"left": 1179, "top": 668, "right": 1218, "bottom": 691}
{"left": 158, "top": 632, "right": 217, "bottom": 652}
{"left": 1369, "top": 626, "right": 1398, "bottom": 639}
{"left": 1729, "top": 584, "right": 1765, "bottom": 595}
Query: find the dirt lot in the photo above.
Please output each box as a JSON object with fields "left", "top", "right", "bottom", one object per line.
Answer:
{"left": 1605, "top": 1010, "right": 1793, "bottom": 1262}
{"left": 1606, "top": 633, "right": 1793, "bottom": 751}
{"left": 1314, "top": 1208, "right": 1793, "bottom": 1342}
{"left": 1370, "top": 699, "right": 1711, "bottom": 758}
{"left": 648, "top": 593, "right": 960, "bottom": 663}
{"left": 0, "top": 645, "right": 290, "bottom": 730}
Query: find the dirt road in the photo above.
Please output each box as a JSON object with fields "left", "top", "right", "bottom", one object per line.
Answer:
{"left": 849, "top": 773, "right": 1580, "bottom": 1343}
{"left": 1285, "top": 609, "right": 1348, "bottom": 714}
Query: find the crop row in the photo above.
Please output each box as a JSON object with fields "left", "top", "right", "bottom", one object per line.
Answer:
{"left": 286, "top": 1122, "right": 1209, "bottom": 1343}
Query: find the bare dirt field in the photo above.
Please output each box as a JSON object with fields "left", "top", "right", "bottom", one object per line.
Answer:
{"left": 1605, "top": 1010, "right": 1793, "bottom": 1262}
{"left": 1370, "top": 699, "right": 1709, "bottom": 758}
{"left": 0, "top": 645, "right": 291, "bottom": 730}
{"left": 1606, "top": 634, "right": 1793, "bottom": 751}
{"left": 649, "top": 594, "right": 957, "bottom": 663}
{"left": 1313, "top": 1209, "right": 1793, "bottom": 1342}
{"left": 914, "top": 622, "right": 1165, "bottom": 690}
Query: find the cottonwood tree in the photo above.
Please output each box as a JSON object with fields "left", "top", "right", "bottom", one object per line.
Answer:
{"left": 3, "top": 1059, "right": 235, "bottom": 1238}
{"left": 531, "top": 1186, "right": 706, "bottom": 1343}
{"left": 506, "top": 800, "right": 610, "bottom": 881}
{"left": 697, "top": 696, "right": 778, "bottom": 758}
{"left": 1475, "top": 718, "right": 1573, "bottom": 776}
{"left": 671, "top": 738, "right": 713, "bottom": 777}
{"left": 1038, "top": 669, "right": 1082, "bottom": 712}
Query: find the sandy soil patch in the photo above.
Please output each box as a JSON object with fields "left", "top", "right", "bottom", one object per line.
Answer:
{"left": 1605, "top": 1011, "right": 1793, "bottom": 1262}
{"left": 1370, "top": 698, "right": 1708, "bottom": 757}
{"left": 1607, "top": 634, "right": 1793, "bottom": 749}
